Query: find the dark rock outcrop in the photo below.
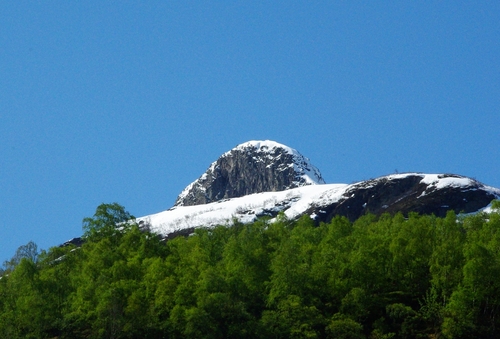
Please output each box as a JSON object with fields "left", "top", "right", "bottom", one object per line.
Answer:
{"left": 308, "top": 174, "right": 498, "bottom": 223}
{"left": 175, "top": 140, "right": 324, "bottom": 206}
{"left": 60, "top": 237, "right": 84, "bottom": 248}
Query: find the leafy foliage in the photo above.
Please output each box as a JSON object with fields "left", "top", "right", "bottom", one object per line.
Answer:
{"left": 1, "top": 201, "right": 500, "bottom": 338}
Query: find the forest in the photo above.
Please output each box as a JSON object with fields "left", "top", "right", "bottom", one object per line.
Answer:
{"left": 1, "top": 201, "right": 500, "bottom": 339}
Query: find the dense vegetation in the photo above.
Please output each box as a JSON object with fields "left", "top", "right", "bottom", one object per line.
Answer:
{"left": 1, "top": 201, "right": 500, "bottom": 338}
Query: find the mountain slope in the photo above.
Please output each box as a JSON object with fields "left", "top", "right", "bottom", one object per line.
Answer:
{"left": 174, "top": 140, "right": 325, "bottom": 206}
{"left": 141, "top": 173, "right": 500, "bottom": 238}
{"left": 307, "top": 173, "right": 499, "bottom": 223}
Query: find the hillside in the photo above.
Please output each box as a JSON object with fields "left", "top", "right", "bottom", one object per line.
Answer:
{"left": 139, "top": 141, "right": 500, "bottom": 238}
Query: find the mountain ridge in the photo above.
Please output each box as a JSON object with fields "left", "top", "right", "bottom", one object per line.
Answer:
{"left": 136, "top": 141, "right": 500, "bottom": 238}
{"left": 57, "top": 141, "right": 500, "bottom": 245}
{"left": 140, "top": 172, "right": 500, "bottom": 239}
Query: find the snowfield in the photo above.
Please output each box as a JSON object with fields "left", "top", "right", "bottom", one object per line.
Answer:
{"left": 140, "top": 183, "right": 348, "bottom": 236}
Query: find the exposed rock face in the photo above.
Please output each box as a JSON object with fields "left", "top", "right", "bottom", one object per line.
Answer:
{"left": 59, "top": 237, "right": 84, "bottom": 248}
{"left": 174, "top": 140, "right": 325, "bottom": 206}
{"left": 308, "top": 173, "right": 498, "bottom": 222}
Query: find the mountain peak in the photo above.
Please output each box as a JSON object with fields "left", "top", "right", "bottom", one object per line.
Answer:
{"left": 174, "top": 140, "right": 325, "bottom": 206}
{"left": 231, "top": 140, "right": 297, "bottom": 155}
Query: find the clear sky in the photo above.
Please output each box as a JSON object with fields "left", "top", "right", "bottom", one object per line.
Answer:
{"left": 1, "top": 2, "right": 499, "bottom": 263}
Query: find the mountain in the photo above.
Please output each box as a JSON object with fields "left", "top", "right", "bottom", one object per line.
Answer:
{"left": 174, "top": 140, "right": 325, "bottom": 206}
{"left": 138, "top": 141, "right": 500, "bottom": 239}
{"left": 141, "top": 173, "right": 500, "bottom": 238}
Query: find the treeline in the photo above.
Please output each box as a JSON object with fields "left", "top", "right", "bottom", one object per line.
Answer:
{"left": 1, "top": 202, "right": 500, "bottom": 338}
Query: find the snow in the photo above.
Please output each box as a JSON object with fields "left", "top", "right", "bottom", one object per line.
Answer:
{"left": 380, "top": 173, "right": 491, "bottom": 192}
{"left": 419, "top": 174, "right": 474, "bottom": 189}
{"left": 139, "top": 183, "right": 348, "bottom": 236}
{"left": 385, "top": 173, "right": 476, "bottom": 190}
{"left": 231, "top": 140, "right": 298, "bottom": 157}
{"left": 232, "top": 140, "right": 325, "bottom": 185}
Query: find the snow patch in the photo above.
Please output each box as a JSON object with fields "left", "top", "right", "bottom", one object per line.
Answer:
{"left": 419, "top": 174, "right": 473, "bottom": 189}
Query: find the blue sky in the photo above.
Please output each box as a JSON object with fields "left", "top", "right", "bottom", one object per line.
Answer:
{"left": 1, "top": 2, "right": 499, "bottom": 263}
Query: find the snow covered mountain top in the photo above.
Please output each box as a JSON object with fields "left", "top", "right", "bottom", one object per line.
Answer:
{"left": 228, "top": 140, "right": 300, "bottom": 157}
{"left": 223, "top": 140, "right": 325, "bottom": 186}
{"left": 357, "top": 172, "right": 482, "bottom": 190}
{"left": 364, "top": 173, "right": 500, "bottom": 197}
{"left": 387, "top": 173, "right": 476, "bottom": 187}
{"left": 174, "top": 140, "right": 324, "bottom": 206}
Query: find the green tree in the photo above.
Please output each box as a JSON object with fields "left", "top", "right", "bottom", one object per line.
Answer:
{"left": 261, "top": 295, "right": 324, "bottom": 339}
{"left": 82, "top": 203, "right": 134, "bottom": 241}
{"left": 326, "top": 313, "right": 365, "bottom": 339}
{"left": 430, "top": 211, "right": 465, "bottom": 306}
{"left": 389, "top": 213, "right": 434, "bottom": 301}
{"left": 221, "top": 219, "right": 270, "bottom": 317}
{"left": 491, "top": 199, "right": 500, "bottom": 211}
{"left": 0, "top": 258, "right": 47, "bottom": 338}
{"left": 312, "top": 216, "right": 355, "bottom": 316}
{"left": 442, "top": 212, "right": 500, "bottom": 338}
{"left": 2, "top": 240, "right": 39, "bottom": 272}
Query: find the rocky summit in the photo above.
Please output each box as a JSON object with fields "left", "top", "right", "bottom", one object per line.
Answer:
{"left": 174, "top": 140, "right": 325, "bottom": 206}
